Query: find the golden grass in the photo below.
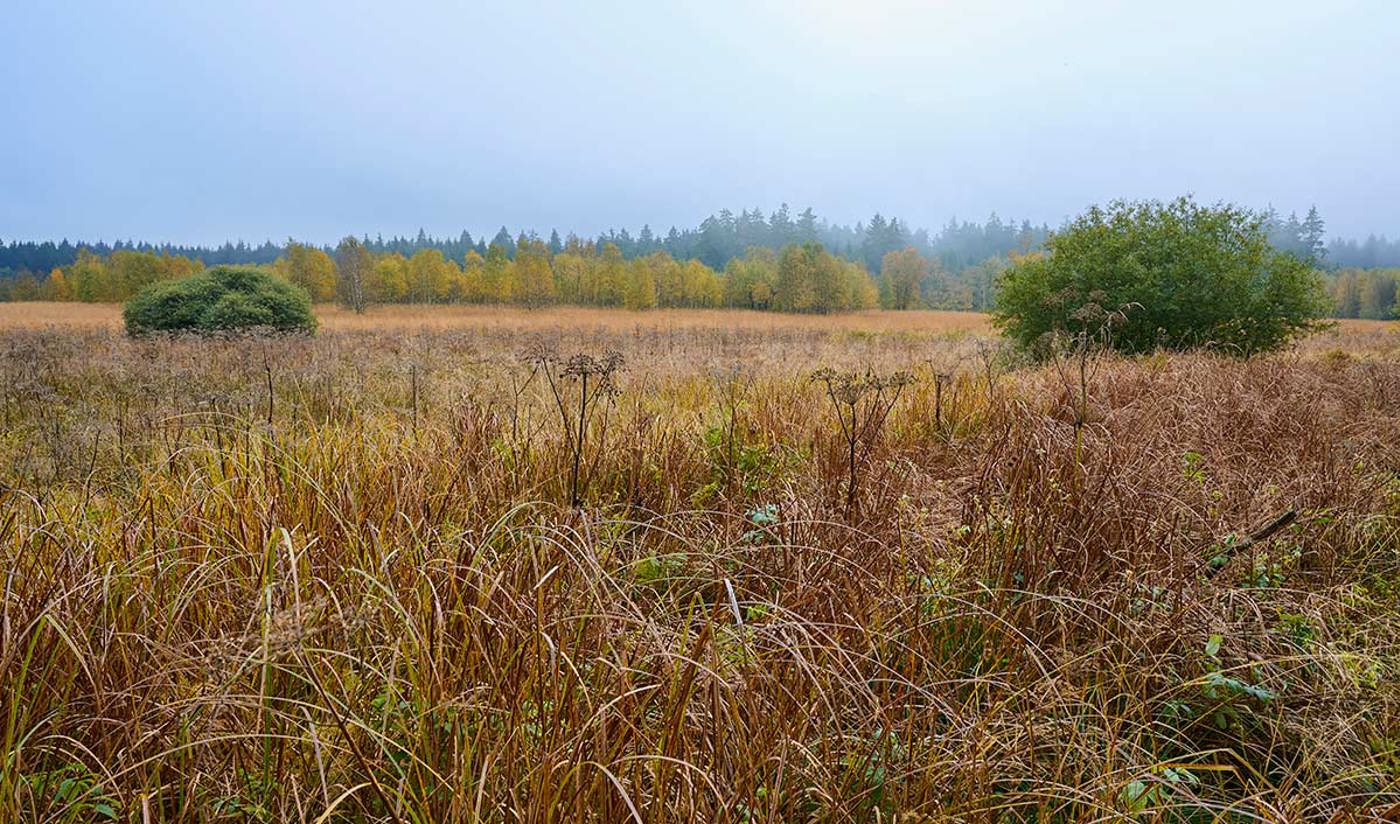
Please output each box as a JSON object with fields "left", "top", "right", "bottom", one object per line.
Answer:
{"left": 1, "top": 307, "right": 1399, "bottom": 821}
{"left": 0, "top": 301, "right": 127, "bottom": 329}
{"left": 0, "top": 300, "right": 995, "bottom": 334}
{"left": 7, "top": 301, "right": 1398, "bottom": 349}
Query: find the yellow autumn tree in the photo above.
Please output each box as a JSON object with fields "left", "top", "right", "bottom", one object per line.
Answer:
{"left": 68, "top": 249, "right": 111, "bottom": 302}
{"left": 370, "top": 253, "right": 409, "bottom": 302}
{"left": 842, "top": 259, "right": 880, "bottom": 310}
{"left": 275, "top": 241, "right": 337, "bottom": 301}
{"left": 109, "top": 250, "right": 169, "bottom": 299}
{"left": 879, "top": 247, "right": 926, "bottom": 310}
{"left": 681, "top": 259, "right": 722, "bottom": 307}
{"left": 590, "top": 243, "right": 627, "bottom": 307}
{"left": 637, "top": 252, "right": 683, "bottom": 307}
{"left": 623, "top": 257, "right": 657, "bottom": 310}
{"left": 407, "top": 249, "right": 454, "bottom": 303}
{"left": 551, "top": 252, "right": 585, "bottom": 303}
{"left": 513, "top": 238, "right": 556, "bottom": 307}
{"left": 47, "top": 268, "right": 74, "bottom": 301}
{"left": 724, "top": 248, "right": 778, "bottom": 309}
{"left": 483, "top": 243, "right": 513, "bottom": 303}
{"left": 458, "top": 250, "right": 486, "bottom": 302}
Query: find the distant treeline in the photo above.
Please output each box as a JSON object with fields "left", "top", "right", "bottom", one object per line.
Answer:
{"left": 1329, "top": 268, "right": 1400, "bottom": 319}
{"left": 2, "top": 236, "right": 1000, "bottom": 314}
{"left": 2, "top": 203, "right": 1394, "bottom": 277}
{"left": 0, "top": 205, "right": 1046, "bottom": 281}
{"left": 1, "top": 203, "right": 1396, "bottom": 316}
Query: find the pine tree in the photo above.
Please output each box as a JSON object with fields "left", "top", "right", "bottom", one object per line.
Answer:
{"left": 1300, "top": 206, "right": 1326, "bottom": 263}
{"left": 491, "top": 227, "right": 516, "bottom": 258}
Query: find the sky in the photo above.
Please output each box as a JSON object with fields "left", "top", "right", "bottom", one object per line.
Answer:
{"left": 2, "top": 0, "right": 1398, "bottom": 245}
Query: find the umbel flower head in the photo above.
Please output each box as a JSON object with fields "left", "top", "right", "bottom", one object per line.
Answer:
{"left": 811, "top": 367, "right": 915, "bottom": 406}
{"left": 561, "top": 351, "right": 625, "bottom": 393}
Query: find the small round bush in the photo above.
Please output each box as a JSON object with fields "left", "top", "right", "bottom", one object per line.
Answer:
{"left": 124, "top": 266, "right": 317, "bottom": 336}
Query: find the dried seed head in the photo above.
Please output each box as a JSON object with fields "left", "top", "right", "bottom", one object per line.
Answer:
{"left": 812, "top": 367, "right": 915, "bottom": 405}
{"left": 522, "top": 340, "right": 558, "bottom": 366}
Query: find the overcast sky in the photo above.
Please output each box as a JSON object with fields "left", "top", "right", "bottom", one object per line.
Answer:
{"left": 3, "top": 0, "right": 1397, "bottom": 244}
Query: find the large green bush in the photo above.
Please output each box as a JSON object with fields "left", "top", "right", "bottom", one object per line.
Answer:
{"left": 124, "top": 266, "right": 317, "bottom": 336}
{"left": 994, "top": 197, "right": 1330, "bottom": 355}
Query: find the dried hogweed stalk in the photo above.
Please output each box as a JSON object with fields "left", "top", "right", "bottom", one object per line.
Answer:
{"left": 812, "top": 367, "right": 915, "bottom": 520}
{"left": 525, "top": 344, "right": 625, "bottom": 507}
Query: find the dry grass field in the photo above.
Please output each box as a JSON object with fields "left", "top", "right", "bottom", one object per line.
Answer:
{"left": 0, "top": 302, "right": 995, "bottom": 335}
{"left": 2, "top": 302, "right": 1400, "bottom": 821}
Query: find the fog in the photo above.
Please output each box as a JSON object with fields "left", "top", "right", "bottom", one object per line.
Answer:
{"left": 2, "top": 0, "right": 1396, "bottom": 243}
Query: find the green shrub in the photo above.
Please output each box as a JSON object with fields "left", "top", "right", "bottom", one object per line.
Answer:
{"left": 994, "top": 197, "right": 1330, "bottom": 355}
{"left": 123, "top": 266, "right": 316, "bottom": 336}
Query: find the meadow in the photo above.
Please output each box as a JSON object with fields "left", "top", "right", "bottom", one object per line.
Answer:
{"left": 2, "top": 304, "right": 1399, "bottom": 822}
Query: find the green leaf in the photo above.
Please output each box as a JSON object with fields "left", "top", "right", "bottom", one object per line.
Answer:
{"left": 1204, "top": 671, "right": 1274, "bottom": 702}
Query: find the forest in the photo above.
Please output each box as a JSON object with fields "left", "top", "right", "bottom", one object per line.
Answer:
{"left": 1, "top": 204, "right": 1397, "bottom": 317}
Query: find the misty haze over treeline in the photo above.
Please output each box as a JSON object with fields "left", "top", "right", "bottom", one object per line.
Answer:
{"left": 3, "top": 203, "right": 1398, "bottom": 278}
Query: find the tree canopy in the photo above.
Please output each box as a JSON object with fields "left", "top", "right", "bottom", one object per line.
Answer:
{"left": 994, "top": 198, "right": 1330, "bottom": 355}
